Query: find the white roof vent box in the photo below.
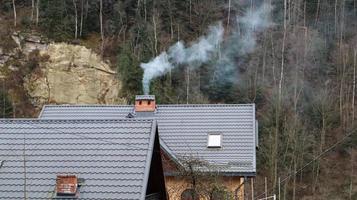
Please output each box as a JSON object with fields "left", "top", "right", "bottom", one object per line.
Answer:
{"left": 207, "top": 133, "right": 222, "bottom": 148}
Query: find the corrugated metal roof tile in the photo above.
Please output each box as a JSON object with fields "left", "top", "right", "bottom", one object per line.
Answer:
{"left": 39, "top": 104, "right": 257, "bottom": 174}
{"left": 0, "top": 119, "right": 156, "bottom": 200}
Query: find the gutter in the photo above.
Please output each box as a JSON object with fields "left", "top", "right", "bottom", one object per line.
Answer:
{"left": 164, "top": 171, "right": 256, "bottom": 177}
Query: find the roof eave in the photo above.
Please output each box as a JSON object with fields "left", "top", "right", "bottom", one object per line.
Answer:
{"left": 38, "top": 105, "right": 48, "bottom": 118}
{"left": 159, "top": 139, "right": 184, "bottom": 168}
{"left": 140, "top": 120, "right": 157, "bottom": 200}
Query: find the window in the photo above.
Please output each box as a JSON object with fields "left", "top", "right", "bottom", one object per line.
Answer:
{"left": 139, "top": 101, "right": 142, "bottom": 105}
{"left": 148, "top": 100, "right": 151, "bottom": 105}
{"left": 181, "top": 189, "right": 199, "bottom": 200}
{"left": 207, "top": 133, "right": 222, "bottom": 148}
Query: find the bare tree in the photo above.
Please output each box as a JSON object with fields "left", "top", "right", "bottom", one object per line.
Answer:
{"left": 99, "top": 0, "right": 104, "bottom": 57}
{"left": 36, "top": 0, "right": 40, "bottom": 26}
{"left": 12, "top": 0, "right": 17, "bottom": 27}
{"left": 273, "top": 0, "right": 288, "bottom": 188}
{"left": 152, "top": 14, "right": 158, "bottom": 55}
{"left": 353, "top": 49, "right": 357, "bottom": 125}
{"left": 349, "top": 148, "right": 354, "bottom": 200}
{"left": 335, "top": 0, "right": 338, "bottom": 35}
{"left": 227, "top": 0, "right": 231, "bottom": 28}
{"left": 167, "top": 0, "right": 174, "bottom": 39}
{"left": 80, "top": 0, "right": 84, "bottom": 37}
{"left": 315, "top": 0, "right": 321, "bottom": 24}
{"left": 73, "top": 0, "right": 78, "bottom": 39}
{"left": 31, "top": 0, "right": 35, "bottom": 22}
{"left": 175, "top": 156, "right": 236, "bottom": 199}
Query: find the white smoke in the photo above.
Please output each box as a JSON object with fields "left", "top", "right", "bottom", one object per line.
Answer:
{"left": 235, "top": 3, "right": 273, "bottom": 55}
{"left": 140, "top": 3, "right": 272, "bottom": 95}
{"left": 140, "top": 52, "right": 173, "bottom": 95}
{"left": 140, "top": 22, "right": 224, "bottom": 94}
{"left": 210, "top": 3, "right": 273, "bottom": 86}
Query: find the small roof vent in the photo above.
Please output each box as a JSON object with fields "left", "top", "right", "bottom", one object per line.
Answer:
{"left": 56, "top": 175, "right": 79, "bottom": 197}
{"left": 126, "top": 112, "right": 136, "bottom": 118}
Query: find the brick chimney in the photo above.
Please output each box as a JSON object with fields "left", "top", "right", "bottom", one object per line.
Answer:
{"left": 135, "top": 95, "right": 156, "bottom": 112}
{"left": 56, "top": 175, "right": 78, "bottom": 197}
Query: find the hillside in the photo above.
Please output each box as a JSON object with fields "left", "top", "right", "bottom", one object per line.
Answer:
{"left": 0, "top": 0, "right": 356, "bottom": 199}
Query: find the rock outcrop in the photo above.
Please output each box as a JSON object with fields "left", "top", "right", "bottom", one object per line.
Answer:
{"left": 1, "top": 32, "right": 48, "bottom": 78}
{"left": 24, "top": 43, "right": 125, "bottom": 107}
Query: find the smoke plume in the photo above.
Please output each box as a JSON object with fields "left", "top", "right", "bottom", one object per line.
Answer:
{"left": 140, "top": 3, "right": 272, "bottom": 95}
{"left": 211, "top": 3, "right": 273, "bottom": 86}
{"left": 140, "top": 23, "right": 224, "bottom": 94}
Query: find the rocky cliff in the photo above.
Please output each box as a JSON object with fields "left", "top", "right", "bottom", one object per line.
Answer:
{"left": 24, "top": 43, "right": 125, "bottom": 107}
{"left": 1, "top": 32, "right": 125, "bottom": 111}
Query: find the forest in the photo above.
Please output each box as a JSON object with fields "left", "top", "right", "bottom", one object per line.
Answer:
{"left": 0, "top": 0, "right": 357, "bottom": 199}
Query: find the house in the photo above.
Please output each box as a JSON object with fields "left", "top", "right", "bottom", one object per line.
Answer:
{"left": 39, "top": 95, "right": 257, "bottom": 200}
{"left": 0, "top": 118, "right": 167, "bottom": 200}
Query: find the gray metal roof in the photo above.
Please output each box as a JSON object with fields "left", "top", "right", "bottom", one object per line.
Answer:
{"left": 0, "top": 119, "right": 157, "bottom": 200}
{"left": 40, "top": 104, "right": 257, "bottom": 175}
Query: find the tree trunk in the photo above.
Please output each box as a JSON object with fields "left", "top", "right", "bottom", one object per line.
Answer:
{"left": 31, "top": 0, "right": 35, "bottom": 22}
{"left": 73, "top": 0, "right": 78, "bottom": 39}
{"left": 189, "top": 0, "right": 192, "bottom": 24}
{"left": 353, "top": 49, "right": 356, "bottom": 125}
{"left": 335, "top": 0, "right": 338, "bottom": 35}
{"left": 262, "top": 32, "right": 267, "bottom": 83}
{"left": 99, "top": 0, "right": 104, "bottom": 57}
{"left": 168, "top": 0, "right": 174, "bottom": 39}
{"left": 36, "top": 0, "right": 40, "bottom": 26}
{"left": 292, "top": 157, "right": 297, "bottom": 200}
{"left": 144, "top": 0, "right": 147, "bottom": 21}
{"left": 278, "top": 177, "right": 281, "bottom": 200}
{"left": 350, "top": 148, "right": 354, "bottom": 199}
{"left": 315, "top": 0, "right": 320, "bottom": 24}
{"left": 274, "top": 0, "right": 288, "bottom": 188}
{"left": 12, "top": 0, "right": 16, "bottom": 27}
{"left": 80, "top": 0, "right": 84, "bottom": 37}
{"left": 264, "top": 177, "right": 268, "bottom": 199}
{"left": 303, "top": 0, "right": 306, "bottom": 27}
{"left": 280, "top": 0, "right": 287, "bottom": 102}
{"left": 153, "top": 14, "right": 158, "bottom": 55}
{"left": 85, "top": 0, "right": 89, "bottom": 20}
{"left": 227, "top": 0, "right": 231, "bottom": 28}
{"left": 339, "top": 50, "right": 346, "bottom": 128}
{"left": 287, "top": 0, "right": 290, "bottom": 23}
{"left": 251, "top": 178, "right": 254, "bottom": 200}
{"left": 137, "top": 0, "right": 141, "bottom": 11}
{"left": 270, "top": 32, "right": 276, "bottom": 85}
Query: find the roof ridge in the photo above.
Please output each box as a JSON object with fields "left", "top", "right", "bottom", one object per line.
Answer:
{"left": 0, "top": 118, "right": 155, "bottom": 123}
{"left": 42, "top": 103, "right": 255, "bottom": 107}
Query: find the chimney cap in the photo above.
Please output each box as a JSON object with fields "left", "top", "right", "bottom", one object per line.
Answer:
{"left": 135, "top": 95, "right": 155, "bottom": 100}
